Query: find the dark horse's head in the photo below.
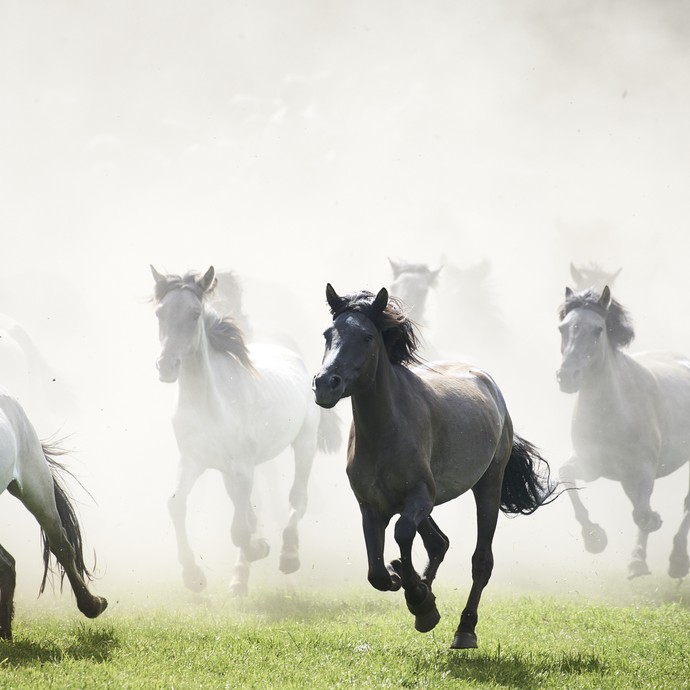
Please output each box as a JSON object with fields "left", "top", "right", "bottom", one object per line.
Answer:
{"left": 312, "top": 284, "right": 422, "bottom": 408}
{"left": 556, "top": 285, "right": 634, "bottom": 393}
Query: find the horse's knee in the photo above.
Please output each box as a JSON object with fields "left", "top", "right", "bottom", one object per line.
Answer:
{"left": 394, "top": 517, "right": 417, "bottom": 549}
{"left": 633, "top": 508, "right": 662, "bottom": 533}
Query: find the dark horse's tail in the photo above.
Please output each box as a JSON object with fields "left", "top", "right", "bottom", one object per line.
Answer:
{"left": 38, "top": 445, "right": 93, "bottom": 595}
{"left": 500, "top": 435, "right": 559, "bottom": 515}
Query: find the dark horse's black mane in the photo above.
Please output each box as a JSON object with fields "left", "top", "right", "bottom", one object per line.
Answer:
{"left": 559, "top": 287, "right": 635, "bottom": 349}
{"left": 330, "top": 290, "right": 424, "bottom": 367}
{"left": 153, "top": 270, "right": 255, "bottom": 372}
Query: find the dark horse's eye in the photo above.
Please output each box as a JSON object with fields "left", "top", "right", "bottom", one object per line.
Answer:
{"left": 363, "top": 333, "right": 375, "bottom": 343}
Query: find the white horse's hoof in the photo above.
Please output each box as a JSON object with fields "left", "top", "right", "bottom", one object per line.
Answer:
{"left": 627, "top": 559, "right": 651, "bottom": 579}
{"left": 183, "top": 566, "right": 207, "bottom": 592}
{"left": 582, "top": 523, "right": 607, "bottom": 554}
{"left": 247, "top": 538, "right": 270, "bottom": 562}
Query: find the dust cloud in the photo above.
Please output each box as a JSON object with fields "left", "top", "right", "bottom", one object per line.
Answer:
{"left": 1, "top": 1, "right": 689, "bottom": 610}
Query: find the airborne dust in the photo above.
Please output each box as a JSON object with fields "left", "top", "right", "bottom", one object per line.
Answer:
{"left": 1, "top": 1, "right": 689, "bottom": 611}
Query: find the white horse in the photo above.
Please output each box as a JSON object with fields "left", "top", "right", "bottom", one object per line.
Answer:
{"left": 0, "top": 393, "right": 107, "bottom": 640}
{"left": 557, "top": 286, "right": 690, "bottom": 580}
{"left": 151, "top": 266, "right": 341, "bottom": 595}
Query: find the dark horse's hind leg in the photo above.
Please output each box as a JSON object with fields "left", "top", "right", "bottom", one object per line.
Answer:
{"left": 451, "top": 469, "right": 502, "bottom": 650}
{"left": 0, "top": 544, "right": 16, "bottom": 640}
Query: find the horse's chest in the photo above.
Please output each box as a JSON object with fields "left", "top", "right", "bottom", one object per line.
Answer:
{"left": 346, "top": 455, "right": 422, "bottom": 516}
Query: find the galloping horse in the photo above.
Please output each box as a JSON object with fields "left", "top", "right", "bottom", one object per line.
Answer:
{"left": 0, "top": 394, "right": 107, "bottom": 640}
{"left": 151, "top": 266, "right": 340, "bottom": 595}
{"left": 388, "top": 258, "right": 442, "bottom": 325}
{"left": 312, "top": 285, "right": 556, "bottom": 649}
{"left": 557, "top": 286, "right": 690, "bottom": 580}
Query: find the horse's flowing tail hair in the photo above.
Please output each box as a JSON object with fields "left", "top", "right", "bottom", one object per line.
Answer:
{"left": 39, "top": 446, "right": 93, "bottom": 595}
{"left": 317, "top": 408, "right": 343, "bottom": 454}
{"left": 500, "top": 435, "right": 560, "bottom": 515}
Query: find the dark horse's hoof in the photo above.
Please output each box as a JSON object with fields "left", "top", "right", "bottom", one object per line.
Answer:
{"left": 451, "top": 631, "right": 478, "bottom": 649}
{"left": 406, "top": 587, "right": 440, "bottom": 633}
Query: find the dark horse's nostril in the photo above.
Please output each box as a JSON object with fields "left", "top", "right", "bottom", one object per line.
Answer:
{"left": 329, "top": 375, "right": 342, "bottom": 390}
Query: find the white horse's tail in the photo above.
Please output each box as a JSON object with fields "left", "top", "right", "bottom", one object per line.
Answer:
{"left": 38, "top": 445, "right": 94, "bottom": 594}
{"left": 317, "top": 408, "right": 343, "bottom": 454}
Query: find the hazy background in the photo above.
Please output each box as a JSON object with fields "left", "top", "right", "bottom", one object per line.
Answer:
{"left": 1, "top": 0, "right": 689, "bottom": 611}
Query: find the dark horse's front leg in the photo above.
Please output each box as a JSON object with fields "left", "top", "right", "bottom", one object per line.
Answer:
{"left": 393, "top": 485, "right": 441, "bottom": 633}
{"left": 359, "top": 504, "right": 400, "bottom": 591}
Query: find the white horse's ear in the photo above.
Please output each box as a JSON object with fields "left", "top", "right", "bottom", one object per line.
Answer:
{"left": 569, "top": 263, "right": 583, "bottom": 284}
{"left": 199, "top": 266, "right": 216, "bottom": 292}
{"left": 599, "top": 285, "right": 612, "bottom": 310}
{"left": 388, "top": 257, "right": 402, "bottom": 278}
{"left": 373, "top": 287, "right": 389, "bottom": 313}
{"left": 565, "top": 286, "right": 574, "bottom": 300}
{"left": 151, "top": 265, "right": 165, "bottom": 283}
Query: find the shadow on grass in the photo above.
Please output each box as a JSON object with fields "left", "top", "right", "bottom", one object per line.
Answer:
{"left": 235, "top": 588, "right": 397, "bottom": 624}
{"left": 446, "top": 647, "right": 609, "bottom": 690}
{"left": 0, "top": 624, "right": 119, "bottom": 667}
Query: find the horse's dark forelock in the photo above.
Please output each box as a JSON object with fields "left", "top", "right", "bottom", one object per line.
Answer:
{"left": 331, "top": 290, "right": 424, "bottom": 367}
{"left": 559, "top": 288, "right": 635, "bottom": 348}
{"left": 204, "top": 310, "right": 255, "bottom": 373}
{"left": 152, "top": 270, "right": 216, "bottom": 303}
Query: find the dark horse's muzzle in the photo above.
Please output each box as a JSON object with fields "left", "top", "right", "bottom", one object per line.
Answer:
{"left": 312, "top": 371, "right": 343, "bottom": 409}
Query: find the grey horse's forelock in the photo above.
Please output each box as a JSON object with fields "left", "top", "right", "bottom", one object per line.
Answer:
{"left": 559, "top": 288, "right": 635, "bottom": 349}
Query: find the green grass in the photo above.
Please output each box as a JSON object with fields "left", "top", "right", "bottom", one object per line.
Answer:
{"left": 0, "top": 583, "right": 688, "bottom": 689}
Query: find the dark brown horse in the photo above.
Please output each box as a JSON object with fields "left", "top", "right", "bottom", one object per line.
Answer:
{"left": 312, "top": 285, "right": 556, "bottom": 649}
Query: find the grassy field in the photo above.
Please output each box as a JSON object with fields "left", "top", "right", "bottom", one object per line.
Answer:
{"left": 0, "top": 579, "right": 688, "bottom": 690}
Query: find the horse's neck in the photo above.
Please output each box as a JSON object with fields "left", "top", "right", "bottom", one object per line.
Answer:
{"left": 350, "top": 352, "right": 402, "bottom": 443}
{"left": 577, "top": 346, "right": 639, "bottom": 411}
{"left": 177, "top": 330, "right": 246, "bottom": 412}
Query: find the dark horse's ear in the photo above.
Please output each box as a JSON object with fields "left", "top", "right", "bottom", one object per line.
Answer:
{"left": 599, "top": 285, "right": 612, "bottom": 310}
{"left": 151, "top": 265, "right": 165, "bottom": 284}
{"left": 565, "top": 286, "right": 574, "bottom": 301}
{"left": 372, "top": 287, "right": 389, "bottom": 314}
{"left": 326, "top": 283, "right": 346, "bottom": 313}
{"left": 198, "top": 266, "right": 216, "bottom": 293}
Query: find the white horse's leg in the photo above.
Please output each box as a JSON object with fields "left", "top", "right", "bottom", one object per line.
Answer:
{"left": 280, "top": 431, "right": 317, "bottom": 575}
{"left": 623, "top": 472, "right": 661, "bottom": 579}
{"left": 222, "top": 466, "right": 269, "bottom": 597}
{"left": 168, "top": 460, "right": 206, "bottom": 592}
{"left": 15, "top": 466, "right": 107, "bottom": 618}
{"left": 0, "top": 544, "right": 16, "bottom": 640}
{"left": 669, "top": 489, "right": 690, "bottom": 579}
{"left": 560, "top": 460, "right": 608, "bottom": 553}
